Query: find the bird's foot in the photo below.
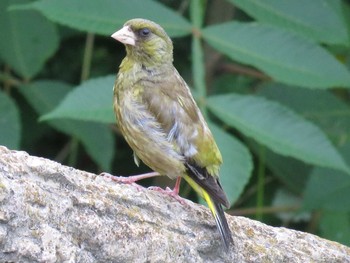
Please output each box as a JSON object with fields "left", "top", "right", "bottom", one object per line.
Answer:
{"left": 99, "top": 172, "right": 143, "bottom": 191}
{"left": 148, "top": 186, "right": 187, "bottom": 206}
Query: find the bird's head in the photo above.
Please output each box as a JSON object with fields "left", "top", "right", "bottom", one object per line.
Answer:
{"left": 111, "top": 18, "right": 173, "bottom": 66}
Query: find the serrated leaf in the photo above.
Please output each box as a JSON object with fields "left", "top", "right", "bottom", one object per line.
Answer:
{"left": 20, "top": 81, "right": 72, "bottom": 113}
{"left": 19, "top": 81, "right": 114, "bottom": 171}
{"left": 258, "top": 83, "right": 350, "bottom": 145}
{"left": 210, "top": 123, "right": 253, "bottom": 204}
{"left": 0, "top": 0, "right": 59, "bottom": 79}
{"left": 249, "top": 140, "right": 311, "bottom": 194}
{"left": 230, "top": 0, "right": 349, "bottom": 46}
{"left": 0, "top": 90, "right": 21, "bottom": 149}
{"left": 202, "top": 22, "right": 350, "bottom": 88}
{"left": 13, "top": 0, "right": 191, "bottom": 37}
{"left": 41, "top": 76, "right": 115, "bottom": 124}
{"left": 207, "top": 94, "right": 350, "bottom": 174}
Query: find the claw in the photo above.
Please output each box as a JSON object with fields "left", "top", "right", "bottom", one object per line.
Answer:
{"left": 148, "top": 182, "right": 187, "bottom": 206}
{"left": 100, "top": 173, "right": 187, "bottom": 205}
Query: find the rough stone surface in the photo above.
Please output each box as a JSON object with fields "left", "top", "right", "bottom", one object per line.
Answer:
{"left": 0, "top": 146, "right": 349, "bottom": 263}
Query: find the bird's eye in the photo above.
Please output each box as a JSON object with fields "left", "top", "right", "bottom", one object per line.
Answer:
{"left": 139, "top": 28, "right": 151, "bottom": 37}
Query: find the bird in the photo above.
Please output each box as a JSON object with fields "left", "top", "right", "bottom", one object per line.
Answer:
{"left": 111, "top": 18, "right": 233, "bottom": 250}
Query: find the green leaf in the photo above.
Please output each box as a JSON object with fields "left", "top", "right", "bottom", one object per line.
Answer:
{"left": 319, "top": 212, "right": 350, "bottom": 246}
{"left": 210, "top": 123, "right": 253, "bottom": 204}
{"left": 13, "top": 0, "right": 191, "bottom": 37}
{"left": 0, "top": 0, "right": 59, "bottom": 79}
{"left": 0, "top": 90, "right": 21, "bottom": 149}
{"left": 19, "top": 81, "right": 72, "bottom": 113}
{"left": 303, "top": 143, "right": 350, "bottom": 246}
{"left": 230, "top": 0, "right": 349, "bottom": 46}
{"left": 202, "top": 22, "right": 350, "bottom": 88}
{"left": 19, "top": 81, "right": 114, "bottom": 171}
{"left": 207, "top": 94, "right": 350, "bottom": 174}
{"left": 258, "top": 83, "right": 350, "bottom": 145}
{"left": 266, "top": 153, "right": 311, "bottom": 194}
{"left": 304, "top": 167, "right": 350, "bottom": 212}
{"left": 303, "top": 143, "right": 350, "bottom": 212}
{"left": 41, "top": 76, "right": 115, "bottom": 124}
{"left": 249, "top": 141, "right": 311, "bottom": 194}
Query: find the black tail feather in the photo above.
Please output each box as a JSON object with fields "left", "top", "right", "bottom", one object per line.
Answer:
{"left": 184, "top": 161, "right": 233, "bottom": 250}
{"left": 185, "top": 162, "right": 230, "bottom": 208}
{"left": 213, "top": 198, "right": 233, "bottom": 250}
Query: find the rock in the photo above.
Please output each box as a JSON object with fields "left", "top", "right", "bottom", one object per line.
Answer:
{"left": 0, "top": 146, "right": 349, "bottom": 262}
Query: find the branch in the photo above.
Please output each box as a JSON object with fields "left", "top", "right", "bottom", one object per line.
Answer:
{"left": 220, "top": 63, "right": 271, "bottom": 80}
{"left": 0, "top": 146, "right": 349, "bottom": 262}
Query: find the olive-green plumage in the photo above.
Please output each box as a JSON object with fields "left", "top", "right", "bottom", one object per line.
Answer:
{"left": 112, "top": 18, "right": 233, "bottom": 249}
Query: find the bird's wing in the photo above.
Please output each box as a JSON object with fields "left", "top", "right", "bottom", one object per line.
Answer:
{"left": 142, "top": 67, "right": 222, "bottom": 166}
{"left": 141, "top": 67, "right": 229, "bottom": 207}
{"left": 141, "top": 67, "right": 202, "bottom": 158}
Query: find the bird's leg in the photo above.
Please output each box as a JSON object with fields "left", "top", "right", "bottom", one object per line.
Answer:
{"left": 103, "top": 171, "right": 160, "bottom": 183}
{"left": 101, "top": 172, "right": 187, "bottom": 205}
{"left": 167, "top": 176, "right": 182, "bottom": 195}
{"left": 148, "top": 177, "right": 187, "bottom": 205}
{"left": 100, "top": 171, "right": 160, "bottom": 191}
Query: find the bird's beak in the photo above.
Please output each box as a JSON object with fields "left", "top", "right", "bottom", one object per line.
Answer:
{"left": 111, "top": 26, "right": 136, "bottom": 46}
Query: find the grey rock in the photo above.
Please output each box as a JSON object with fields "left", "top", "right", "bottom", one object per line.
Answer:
{"left": 0, "top": 146, "right": 349, "bottom": 263}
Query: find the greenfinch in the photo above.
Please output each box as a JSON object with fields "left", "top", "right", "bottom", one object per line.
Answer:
{"left": 111, "top": 18, "right": 233, "bottom": 250}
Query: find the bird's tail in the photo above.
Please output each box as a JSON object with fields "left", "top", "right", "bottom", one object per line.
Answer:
{"left": 183, "top": 174, "right": 233, "bottom": 250}
{"left": 202, "top": 189, "right": 233, "bottom": 250}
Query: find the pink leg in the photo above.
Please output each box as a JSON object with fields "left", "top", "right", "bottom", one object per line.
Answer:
{"left": 100, "top": 171, "right": 160, "bottom": 191}
{"left": 101, "top": 171, "right": 160, "bottom": 183}
{"left": 148, "top": 177, "right": 187, "bottom": 205}
{"left": 101, "top": 172, "right": 187, "bottom": 205}
{"left": 172, "top": 176, "right": 182, "bottom": 195}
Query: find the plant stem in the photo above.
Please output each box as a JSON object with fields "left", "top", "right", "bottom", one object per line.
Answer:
{"left": 307, "top": 211, "right": 322, "bottom": 233}
{"left": 190, "top": 0, "right": 205, "bottom": 27}
{"left": 256, "top": 145, "right": 266, "bottom": 221}
{"left": 190, "top": 0, "right": 207, "bottom": 116}
{"left": 80, "top": 33, "right": 95, "bottom": 82}
{"left": 68, "top": 138, "right": 79, "bottom": 167}
{"left": 230, "top": 205, "right": 299, "bottom": 216}
{"left": 0, "top": 65, "right": 22, "bottom": 92}
{"left": 220, "top": 63, "right": 270, "bottom": 80}
{"left": 69, "top": 32, "right": 95, "bottom": 167}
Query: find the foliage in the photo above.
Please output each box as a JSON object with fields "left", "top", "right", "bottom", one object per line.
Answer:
{"left": 1, "top": 0, "right": 350, "bottom": 246}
